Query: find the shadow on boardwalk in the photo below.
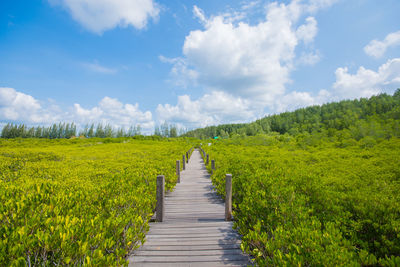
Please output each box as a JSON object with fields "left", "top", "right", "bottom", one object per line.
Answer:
{"left": 128, "top": 149, "right": 252, "bottom": 266}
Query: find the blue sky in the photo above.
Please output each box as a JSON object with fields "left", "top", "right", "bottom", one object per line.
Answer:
{"left": 1, "top": 0, "right": 400, "bottom": 133}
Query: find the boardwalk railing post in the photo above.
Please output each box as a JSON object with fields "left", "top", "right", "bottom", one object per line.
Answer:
{"left": 186, "top": 152, "right": 189, "bottom": 163}
{"left": 156, "top": 175, "right": 165, "bottom": 222}
{"left": 206, "top": 154, "right": 209, "bottom": 165}
{"left": 225, "top": 174, "right": 232, "bottom": 221}
{"left": 182, "top": 155, "right": 186, "bottom": 170}
{"left": 211, "top": 160, "right": 215, "bottom": 173}
{"left": 176, "top": 160, "right": 180, "bottom": 183}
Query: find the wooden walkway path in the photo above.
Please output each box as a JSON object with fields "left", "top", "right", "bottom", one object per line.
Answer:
{"left": 128, "top": 149, "right": 251, "bottom": 266}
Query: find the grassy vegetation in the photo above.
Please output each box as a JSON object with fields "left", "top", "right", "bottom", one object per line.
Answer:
{"left": 0, "top": 137, "right": 191, "bottom": 266}
{"left": 202, "top": 135, "right": 400, "bottom": 266}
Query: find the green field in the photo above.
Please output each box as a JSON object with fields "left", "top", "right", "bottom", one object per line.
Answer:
{"left": 0, "top": 137, "right": 191, "bottom": 266}
{"left": 203, "top": 135, "right": 400, "bottom": 266}
{"left": 1, "top": 131, "right": 400, "bottom": 266}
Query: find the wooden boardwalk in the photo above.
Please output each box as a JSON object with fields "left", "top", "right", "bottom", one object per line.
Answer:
{"left": 128, "top": 149, "right": 251, "bottom": 266}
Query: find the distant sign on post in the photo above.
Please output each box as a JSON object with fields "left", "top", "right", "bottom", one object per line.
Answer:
{"left": 208, "top": 143, "right": 211, "bottom": 146}
{"left": 214, "top": 136, "right": 219, "bottom": 139}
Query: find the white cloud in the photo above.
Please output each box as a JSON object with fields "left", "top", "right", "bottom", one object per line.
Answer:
{"left": 0, "top": 87, "right": 46, "bottom": 122}
{"left": 73, "top": 96, "right": 154, "bottom": 130}
{"left": 156, "top": 91, "right": 257, "bottom": 128}
{"left": 193, "top": 5, "right": 207, "bottom": 25}
{"left": 333, "top": 58, "right": 400, "bottom": 99}
{"left": 298, "top": 51, "right": 321, "bottom": 65}
{"left": 164, "top": 1, "right": 324, "bottom": 106}
{"left": 158, "top": 0, "right": 339, "bottom": 128}
{"left": 364, "top": 30, "right": 400, "bottom": 58}
{"left": 50, "top": 0, "right": 160, "bottom": 34}
{"left": 0, "top": 88, "right": 155, "bottom": 133}
{"left": 296, "top": 17, "right": 318, "bottom": 44}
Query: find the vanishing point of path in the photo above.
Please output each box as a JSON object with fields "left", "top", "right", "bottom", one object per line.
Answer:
{"left": 128, "top": 149, "right": 252, "bottom": 267}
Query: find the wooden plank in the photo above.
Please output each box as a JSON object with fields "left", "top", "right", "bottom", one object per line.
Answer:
{"left": 141, "top": 239, "right": 241, "bottom": 246}
{"left": 165, "top": 212, "right": 225, "bottom": 216}
{"left": 147, "top": 229, "right": 237, "bottom": 235}
{"left": 134, "top": 249, "right": 245, "bottom": 256}
{"left": 136, "top": 244, "right": 242, "bottom": 251}
{"left": 149, "top": 222, "right": 234, "bottom": 228}
{"left": 132, "top": 254, "right": 249, "bottom": 263}
{"left": 146, "top": 237, "right": 240, "bottom": 242}
{"left": 129, "top": 262, "right": 250, "bottom": 267}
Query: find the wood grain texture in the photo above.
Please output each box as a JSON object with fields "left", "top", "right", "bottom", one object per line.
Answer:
{"left": 128, "top": 149, "right": 252, "bottom": 266}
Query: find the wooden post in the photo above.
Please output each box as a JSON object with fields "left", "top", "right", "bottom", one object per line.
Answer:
{"left": 211, "top": 160, "right": 215, "bottom": 170}
{"left": 182, "top": 155, "right": 185, "bottom": 170}
{"left": 176, "top": 160, "right": 180, "bottom": 183}
{"left": 206, "top": 154, "right": 209, "bottom": 165}
{"left": 156, "top": 175, "right": 165, "bottom": 222}
{"left": 225, "top": 174, "right": 232, "bottom": 221}
{"left": 186, "top": 152, "right": 189, "bottom": 163}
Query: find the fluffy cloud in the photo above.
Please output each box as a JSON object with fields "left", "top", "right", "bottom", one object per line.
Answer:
{"left": 333, "top": 58, "right": 400, "bottom": 99}
{"left": 296, "top": 17, "right": 318, "bottom": 44}
{"left": 73, "top": 96, "right": 154, "bottom": 129}
{"left": 164, "top": 1, "right": 328, "bottom": 106}
{"left": 50, "top": 0, "right": 160, "bottom": 34}
{"left": 364, "top": 30, "right": 400, "bottom": 58}
{"left": 156, "top": 91, "right": 257, "bottom": 128}
{"left": 0, "top": 88, "right": 154, "bottom": 132}
{"left": 182, "top": 3, "right": 296, "bottom": 101}
{"left": 0, "top": 87, "right": 49, "bottom": 123}
{"left": 159, "top": 0, "right": 336, "bottom": 126}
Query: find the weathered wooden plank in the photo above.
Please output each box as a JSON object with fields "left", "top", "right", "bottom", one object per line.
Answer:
{"left": 165, "top": 212, "right": 225, "bottom": 216}
{"left": 165, "top": 196, "right": 222, "bottom": 199}
{"left": 146, "top": 234, "right": 240, "bottom": 242}
{"left": 164, "top": 211, "right": 224, "bottom": 215}
{"left": 136, "top": 244, "right": 242, "bottom": 251}
{"left": 141, "top": 239, "right": 241, "bottom": 246}
{"left": 146, "top": 236, "right": 240, "bottom": 242}
{"left": 163, "top": 218, "right": 227, "bottom": 222}
{"left": 134, "top": 249, "right": 245, "bottom": 256}
{"left": 132, "top": 254, "right": 249, "bottom": 262}
{"left": 147, "top": 229, "right": 237, "bottom": 235}
{"left": 129, "top": 262, "right": 249, "bottom": 267}
{"left": 149, "top": 222, "right": 234, "bottom": 228}
{"left": 165, "top": 210, "right": 225, "bottom": 213}
{"left": 147, "top": 228, "right": 237, "bottom": 233}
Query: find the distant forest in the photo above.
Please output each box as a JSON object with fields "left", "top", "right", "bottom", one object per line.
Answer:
{"left": 0, "top": 122, "right": 185, "bottom": 139}
{"left": 1, "top": 89, "right": 399, "bottom": 140}
{"left": 184, "top": 89, "right": 400, "bottom": 140}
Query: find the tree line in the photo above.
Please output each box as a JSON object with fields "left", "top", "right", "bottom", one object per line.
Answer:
{"left": 0, "top": 121, "right": 187, "bottom": 139}
{"left": 184, "top": 89, "right": 400, "bottom": 140}
{"left": 0, "top": 123, "right": 142, "bottom": 139}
